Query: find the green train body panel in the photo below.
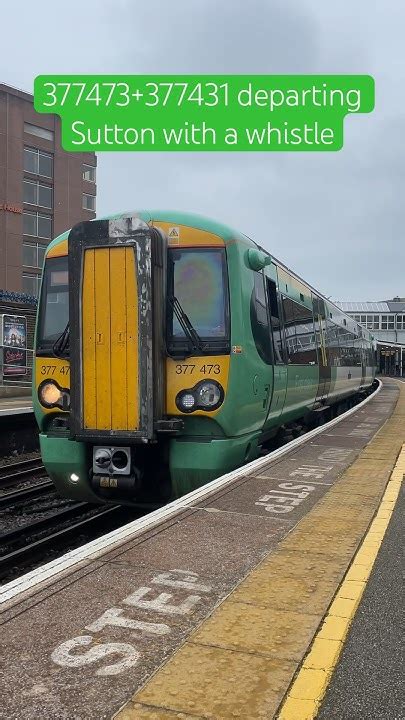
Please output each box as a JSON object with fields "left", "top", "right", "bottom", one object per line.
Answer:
{"left": 38, "top": 434, "right": 99, "bottom": 503}
{"left": 169, "top": 433, "right": 261, "bottom": 497}
{"left": 34, "top": 210, "right": 376, "bottom": 502}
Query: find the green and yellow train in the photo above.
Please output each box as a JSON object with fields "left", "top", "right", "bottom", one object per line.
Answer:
{"left": 33, "top": 211, "right": 376, "bottom": 504}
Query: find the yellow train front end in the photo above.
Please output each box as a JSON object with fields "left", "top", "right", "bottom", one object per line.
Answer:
{"left": 34, "top": 213, "right": 234, "bottom": 504}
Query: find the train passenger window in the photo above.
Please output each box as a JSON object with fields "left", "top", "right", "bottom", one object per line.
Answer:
{"left": 250, "top": 272, "right": 272, "bottom": 364}
{"left": 281, "top": 297, "right": 295, "bottom": 362}
{"left": 336, "top": 328, "right": 362, "bottom": 367}
{"left": 281, "top": 296, "right": 316, "bottom": 365}
{"left": 325, "top": 322, "right": 340, "bottom": 366}
{"left": 266, "top": 279, "right": 284, "bottom": 364}
{"left": 293, "top": 303, "right": 317, "bottom": 364}
{"left": 337, "top": 327, "right": 350, "bottom": 366}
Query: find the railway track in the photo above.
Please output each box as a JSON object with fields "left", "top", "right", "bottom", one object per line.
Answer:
{"left": 0, "top": 479, "right": 55, "bottom": 510}
{"left": 0, "top": 456, "right": 46, "bottom": 490}
{"left": 0, "top": 454, "right": 142, "bottom": 583}
{"left": 0, "top": 504, "right": 123, "bottom": 580}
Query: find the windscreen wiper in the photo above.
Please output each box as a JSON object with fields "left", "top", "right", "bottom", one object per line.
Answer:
{"left": 169, "top": 296, "right": 207, "bottom": 354}
{"left": 52, "top": 322, "right": 70, "bottom": 358}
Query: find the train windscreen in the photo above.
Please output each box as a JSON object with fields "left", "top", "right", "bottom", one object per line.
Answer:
{"left": 37, "top": 256, "right": 69, "bottom": 354}
{"left": 167, "top": 247, "right": 230, "bottom": 354}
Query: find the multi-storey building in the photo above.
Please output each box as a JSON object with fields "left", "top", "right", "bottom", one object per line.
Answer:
{"left": 0, "top": 82, "right": 96, "bottom": 297}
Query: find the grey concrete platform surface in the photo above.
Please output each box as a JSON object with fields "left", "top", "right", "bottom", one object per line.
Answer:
{"left": 0, "top": 380, "right": 400, "bottom": 720}
{"left": 317, "top": 482, "right": 405, "bottom": 720}
{"left": 0, "top": 394, "right": 33, "bottom": 416}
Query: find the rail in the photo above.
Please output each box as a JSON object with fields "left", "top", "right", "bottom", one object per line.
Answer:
{"left": 0, "top": 457, "right": 46, "bottom": 489}
{"left": 0, "top": 505, "right": 122, "bottom": 580}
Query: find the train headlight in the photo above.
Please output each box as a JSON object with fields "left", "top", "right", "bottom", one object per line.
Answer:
{"left": 177, "top": 392, "right": 196, "bottom": 411}
{"left": 197, "top": 382, "right": 222, "bottom": 408}
{"left": 176, "top": 382, "right": 224, "bottom": 413}
{"left": 39, "top": 381, "right": 62, "bottom": 406}
{"left": 38, "top": 380, "right": 70, "bottom": 410}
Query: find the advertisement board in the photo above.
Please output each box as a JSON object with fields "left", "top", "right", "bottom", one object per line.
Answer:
{"left": 1, "top": 314, "right": 27, "bottom": 376}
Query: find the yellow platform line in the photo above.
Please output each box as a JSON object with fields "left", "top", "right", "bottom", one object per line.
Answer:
{"left": 278, "top": 446, "right": 404, "bottom": 720}
{"left": 113, "top": 383, "right": 405, "bottom": 720}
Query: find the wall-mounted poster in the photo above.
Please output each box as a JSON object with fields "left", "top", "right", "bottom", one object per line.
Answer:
{"left": 1, "top": 315, "right": 27, "bottom": 376}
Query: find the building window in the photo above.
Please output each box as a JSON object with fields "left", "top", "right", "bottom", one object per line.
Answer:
{"left": 23, "top": 242, "right": 46, "bottom": 269}
{"left": 23, "top": 180, "right": 53, "bottom": 208}
{"left": 353, "top": 315, "right": 360, "bottom": 322}
{"left": 364, "top": 315, "right": 380, "bottom": 330}
{"left": 396, "top": 315, "right": 405, "bottom": 330}
{"left": 24, "top": 147, "right": 53, "bottom": 178}
{"left": 381, "top": 315, "right": 395, "bottom": 330}
{"left": 83, "top": 164, "right": 96, "bottom": 182}
{"left": 23, "top": 180, "right": 37, "bottom": 205}
{"left": 24, "top": 122, "right": 54, "bottom": 142}
{"left": 22, "top": 273, "right": 41, "bottom": 297}
{"left": 83, "top": 193, "right": 96, "bottom": 211}
{"left": 23, "top": 211, "right": 52, "bottom": 239}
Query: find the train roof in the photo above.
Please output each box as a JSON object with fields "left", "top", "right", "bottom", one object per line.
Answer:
{"left": 46, "top": 210, "right": 248, "bottom": 254}
{"left": 46, "top": 210, "right": 373, "bottom": 341}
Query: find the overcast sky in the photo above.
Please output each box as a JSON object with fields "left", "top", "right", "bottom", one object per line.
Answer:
{"left": 1, "top": 0, "right": 403, "bottom": 301}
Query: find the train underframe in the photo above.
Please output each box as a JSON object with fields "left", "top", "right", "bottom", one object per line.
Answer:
{"left": 40, "top": 381, "right": 377, "bottom": 507}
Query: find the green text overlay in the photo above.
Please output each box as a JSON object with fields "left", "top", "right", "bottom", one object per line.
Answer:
{"left": 34, "top": 75, "right": 375, "bottom": 152}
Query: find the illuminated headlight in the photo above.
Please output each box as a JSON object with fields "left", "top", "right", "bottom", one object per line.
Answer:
{"left": 39, "top": 381, "right": 62, "bottom": 405}
{"left": 38, "top": 380, "right": 70, "bottom": 410}
{"left": 197, "top": 382, "right": 222, "bottom": 408}
{"left": 176, "top": 381, "right": 224, "bottom": 413}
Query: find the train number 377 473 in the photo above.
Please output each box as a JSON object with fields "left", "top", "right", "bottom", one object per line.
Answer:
{"left": 175, "top": 364, "right": 221, "bottom": 375}
{"left": 40, "top": 364, "right": 70, "bottom": 375}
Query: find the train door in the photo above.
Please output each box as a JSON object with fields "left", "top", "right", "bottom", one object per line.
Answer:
{"left": 265, "top": 270, "right": 287, "bottom": 423}
{"left": 312, "top": 295, "right": 331, "bottom": 403}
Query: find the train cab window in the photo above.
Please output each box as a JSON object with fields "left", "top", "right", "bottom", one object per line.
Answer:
{"left": 37, "top": 256, "right": 69, "bottom": 354}
{"left": 166, "top": 247, "right": 230, "bottom": 356}
{"left": 266, "top": 279, "right": 284, "bottom": 364}
{"left": 250, "top": 272, "right": 272, "bottom": 364}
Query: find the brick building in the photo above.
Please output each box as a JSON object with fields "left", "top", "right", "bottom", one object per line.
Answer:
{"left": 0, "top": 82, "right": 96, "bottom": 297}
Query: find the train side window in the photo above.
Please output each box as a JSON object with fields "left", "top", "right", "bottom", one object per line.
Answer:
{"left": 281, "top": 296, "right": 316, "bottom": 365}
{"left": 293, "top": 303, "right": 317, "bottom": 364}
{"left": 325, "top": 321, "right": 341, "bottom": 366}
{"left": 281, "top": 296, "right": 296, "bottom": 363}
{"left": 250, "top": 272, "right": 272, "bottom": 364}
{"left": 266, "top": 279, "right": 284, "bottom": 364}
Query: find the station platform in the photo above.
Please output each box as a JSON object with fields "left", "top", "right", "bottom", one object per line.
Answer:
{"left": 0, "top": 379, "right": 403, "bottom": 720}
{"left": 0, "top": 394, "right": 33, "bottom": 416}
